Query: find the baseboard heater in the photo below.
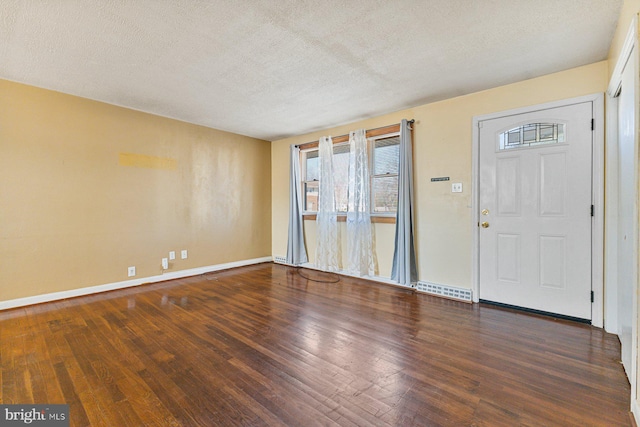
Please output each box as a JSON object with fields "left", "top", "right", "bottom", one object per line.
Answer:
{"left": 416, "top": 281, "right": 472, "bottom": 302}
{"left": 273, "top": 256, "right": 288, "bottom": 264}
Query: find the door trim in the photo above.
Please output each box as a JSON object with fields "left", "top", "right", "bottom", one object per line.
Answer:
{"left": 471, "top": 93, "right": 605, "bottom": 328}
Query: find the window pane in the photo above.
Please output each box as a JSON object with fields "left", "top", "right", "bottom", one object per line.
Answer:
{"left": 507, "top": 129, "right": 520, "bottom": 146}
{"left": 333, "top": 144, "right": 349, "bottom": 212}
{"left": 304, "top": 181, "right": 318, "bottom": 212}
{"left": 305, "top": 150, "right": 319, "bottom": 181}
{"left": 373, "top": 176, "right": 398, "bottom": 212}
{"left": 523, "top": 124, "right": 536, "bottom": 143}
{"left": 374, "top": 137, "right": 400, "bottom": 175}
{"left": 539, "top": 124, "right": 554, "bottom": 140}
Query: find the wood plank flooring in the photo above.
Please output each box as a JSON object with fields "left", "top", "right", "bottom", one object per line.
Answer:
{"left": 0, "top": 263, "right": 631, "bottom": 426}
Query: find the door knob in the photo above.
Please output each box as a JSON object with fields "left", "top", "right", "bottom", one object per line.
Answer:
{"left": 481, "top": 222, "right": 490, "bottom": 228}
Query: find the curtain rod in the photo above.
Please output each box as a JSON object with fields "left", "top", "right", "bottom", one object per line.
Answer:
{"left": 295, "top": 119, "right": 414, "bottom": 148}
{"left": 361, "top": 119, "right": 415, "bottom": 134}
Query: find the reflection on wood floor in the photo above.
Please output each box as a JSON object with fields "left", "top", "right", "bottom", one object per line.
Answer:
{"left": 0, "top": 263, "right": 631, "bottom": 426}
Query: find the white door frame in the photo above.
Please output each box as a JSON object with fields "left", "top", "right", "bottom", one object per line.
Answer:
{"left": 604, "top": 93, "right": 619, "bottom": 334}
{"left": 471, "top": 93, "right": 605, "bottom": 328}
{"left": 606, "top": 15, "right": 639, "bottom": 416}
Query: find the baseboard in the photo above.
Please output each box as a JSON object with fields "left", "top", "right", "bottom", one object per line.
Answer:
{"left": 632, "top": 398, "right": 639, "bottom": 426}
{"left": 290, "top": 262, "right": 414, "bottom": 289}
{"left": 0, "top": 256, "right": 272, "bottom": 311}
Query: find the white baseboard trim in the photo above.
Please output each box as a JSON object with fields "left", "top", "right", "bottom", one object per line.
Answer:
{"left": 632, "top": 398, "right": 639, "bottom": 425}
{"left": 0, "top": 256, "right": 272, "bottom": 311}
{"left": 292, "top": 262, "right": 413, "bottom": 289}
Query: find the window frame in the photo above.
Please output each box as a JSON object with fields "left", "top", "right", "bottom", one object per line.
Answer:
{"left": 300, "top": 130, "right": 400, "bottom": 221}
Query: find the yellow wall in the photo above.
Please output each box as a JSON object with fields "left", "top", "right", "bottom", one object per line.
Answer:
{"left": 272, "top": 61, "right": 608, "bottom": 288}
{"left": 0, "top": 79, "right": 271, "bottom": 302}
{"left": 609, "top": 0, "right": 640, "bottom": 74}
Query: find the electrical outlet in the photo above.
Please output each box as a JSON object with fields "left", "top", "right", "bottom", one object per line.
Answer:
{"left": 162, "top": 258, "right": 169, "bottom": 270}
{"left": 181, "top": 250, "right": 188, "bottom": 259}
{"left": 452, "top": 182, "right": 463, "bottom": 193}
{"left": 128, "top": 266, "right": 136, "bottom": 277}
{"left": 169, "top": 251, "right": 176, "bottom": 260}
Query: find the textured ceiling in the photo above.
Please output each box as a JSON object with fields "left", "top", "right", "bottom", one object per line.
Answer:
{"left": 0, "top": 0, "right": 622, "bottom": 141}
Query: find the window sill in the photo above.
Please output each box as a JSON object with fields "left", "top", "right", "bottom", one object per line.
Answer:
{"left": 302, "top": 214, "right": 396, "bottom": 224}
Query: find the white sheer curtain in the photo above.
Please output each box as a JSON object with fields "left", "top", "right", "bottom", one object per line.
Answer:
{"left": 346, "top": 129, "right": 375, "bottom": 276}
{"left": 315, "top": 136, "right": 339, "bottom": 271}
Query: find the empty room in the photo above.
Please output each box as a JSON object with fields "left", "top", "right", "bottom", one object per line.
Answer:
{"left": 1, "top": 1, "right": 639, "bottom": 426}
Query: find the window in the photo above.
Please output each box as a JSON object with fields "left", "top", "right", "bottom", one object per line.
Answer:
{"left": 303, "top": 150, "right": 319, "bottom": 211}
{"left": 499, "top": 123, "right": 565, "bottom": 150}
{"left": 372, "top": 136, "right": 399, "bottom": 212}
{"left": 301, "top": 132, "right": 400, "bottom": 215}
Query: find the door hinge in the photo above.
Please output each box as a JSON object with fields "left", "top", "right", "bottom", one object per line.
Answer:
{"left": 591, "top": 291, "right": 594, "bottom": 303}
{"left": 591, "top": 118, "right": 595, "bottom": 131}
{"left": 591, "top": 205, "right": 594, "bottom": 216}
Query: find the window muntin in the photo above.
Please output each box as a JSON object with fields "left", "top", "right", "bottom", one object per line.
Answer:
{"left": 301, "top": 133, "right": 399, "bottom": 215}
{"left": 499, "top": 123, "right": 565, "bottom": 150}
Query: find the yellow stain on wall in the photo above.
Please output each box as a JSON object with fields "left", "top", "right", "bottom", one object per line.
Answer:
{"left": 119, "top": 153, "right": 177, "bottom": 170}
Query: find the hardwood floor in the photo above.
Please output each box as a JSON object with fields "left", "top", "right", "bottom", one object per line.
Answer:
{"left": 0, "top": 262, "right": 631, "bottom": 426}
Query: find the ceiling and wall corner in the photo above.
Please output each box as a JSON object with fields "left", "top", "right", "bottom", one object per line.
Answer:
{"left": 608, "top": 0, "right": 640, "bottom": 72}
{"left": 0, "top": 0, "right": 622, "bottom": 141}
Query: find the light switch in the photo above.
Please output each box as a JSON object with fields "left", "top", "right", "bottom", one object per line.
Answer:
{"left": 452, "top": 183, "right": 463, "bottom": 193}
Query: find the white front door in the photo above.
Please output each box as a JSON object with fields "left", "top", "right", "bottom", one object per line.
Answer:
{"left": 478, "top": 102, "right": 593, "bottom": 320}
